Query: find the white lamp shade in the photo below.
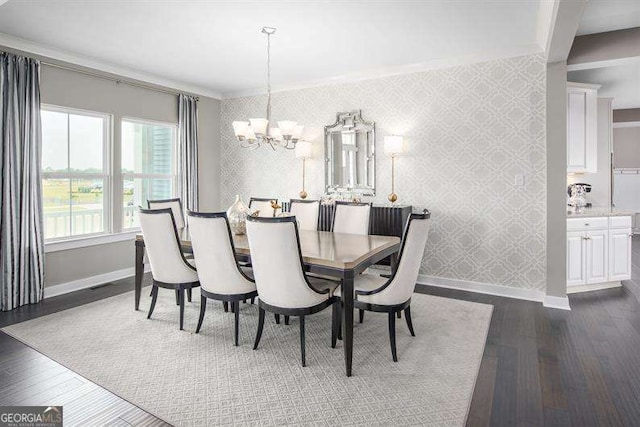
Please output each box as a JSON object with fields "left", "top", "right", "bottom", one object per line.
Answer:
{"left": 278, "top": 120, "right": 298, "bottom": 136}
{"left": 291, "top": 125, "right": 304, "bottom": 140}
{"left": 249, "top": 118, "right": 269, "bottom": 136}
{"left": 245, "top": 126, "right": 256, "bottom": 141}
{"left": 295, "top": 140, "right": 312, "bottom": 159}
{"left": 384, "top": 135, "right": 404, "bottom": 155}
{"left": 270, "top": 127, "right": 283, "bottom": 141}
{"left": 232, "top": 121, "right": 249, "bottom": 137}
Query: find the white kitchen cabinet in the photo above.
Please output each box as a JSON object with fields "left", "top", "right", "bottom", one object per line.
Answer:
{"left": 567, "top": 82, "right": 600, "bottom": 173}
{"left": 566, "top": 215, "right": 632, "bottom": 289}
{"left": 585, "top": 229, "right": 608, "bottom": 284}
{"left": 609, "top": 228, "right": 632, "bottom": 281}
{"left": 567, "top": 231, "right": 586, "bottom": 286}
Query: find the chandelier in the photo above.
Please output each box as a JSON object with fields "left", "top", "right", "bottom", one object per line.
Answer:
{"left": 232, "top": 27, "right": 303, "bottom": 150}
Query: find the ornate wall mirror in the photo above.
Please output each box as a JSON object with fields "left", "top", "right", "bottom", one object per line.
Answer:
{"left": 324, "top": 111, "right": 375, "bottom": 196}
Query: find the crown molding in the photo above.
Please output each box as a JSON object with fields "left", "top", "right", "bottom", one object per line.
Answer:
{"left": 0, "top": 32, "right": 222, "bottom": 99}
{"left": 222, "top": 43, "right": 543, "bottom": 99}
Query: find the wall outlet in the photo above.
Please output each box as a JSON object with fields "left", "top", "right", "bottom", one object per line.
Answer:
{"left": 515, "top": 173, "right": 525, "bottom": 187}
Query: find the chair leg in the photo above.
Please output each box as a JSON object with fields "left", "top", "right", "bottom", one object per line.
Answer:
{"left": 196, "top": 295, "right": 207, "bottom": 333}
{"left": 223, "top": 301, "right": 229, "bottom": 312}
{"left": 331, "top": 303, "right": 341, "bottom": 348}
{"left": 397, "top": 311, "right": 401, "bottom": 319}
{"left": 274, "top": 314, "right": 280, "bottom": 324}
{"left": 359, "top": 309, "right": 364, "bottom": 323}
{"left": 234, "top": 301, "right": 240, "bottom": 346}
{"left": 404, "top": 306, "right": 415, "bottom": 337}
{"left": 253, "top": 307, "right": 265, "bottom": 350}
{"left": 175, "top": 289, "right": 179, "bottom": 305}
{"left": 179, "top": 288, "right": 185, "bottom": 331}
{"left": 187, "top": 288, "right": 192, "bottom": 303}
{"left": 300, "top": 315, "right": 306, "bottom": 367}
{"left": 284, "top": 315, "right": 290, "bottom": 325}
{"left": 388, "top": 312, "right": 398, "bottom": 362}
{"left": 250, "top": 297, "right": 255, "bottom": 304}
{"left": 147, "top": 285, "right": 158, "bottom": 319}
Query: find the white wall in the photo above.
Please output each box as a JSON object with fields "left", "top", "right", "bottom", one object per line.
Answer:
{"left": 221, "top": 53, "right": 547, "bottom": 292}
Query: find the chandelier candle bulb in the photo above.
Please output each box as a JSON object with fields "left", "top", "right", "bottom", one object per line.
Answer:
{"left": 270, "top": 127, "right": 283, "bottom": 141}
{"left": 232, "top": 121, "right": 249, "bottom": 139}
{"left": 245, "top": 127, "right": 256, "bottom": 141}
{"left": 292, "top": 125, "right": 304, "bottom": 141}
{"left": 278, "top": 121, "right": 298, "bottom": 138}
{"left": 249, "top": 118, "right": 269, "bottom": 136}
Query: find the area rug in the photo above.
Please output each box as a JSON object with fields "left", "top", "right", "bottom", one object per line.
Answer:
{"left": 3, "top": 289, "right": 492, "bottom": 426}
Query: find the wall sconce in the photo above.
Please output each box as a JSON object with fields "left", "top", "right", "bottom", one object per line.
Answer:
{"left": 384, "top": 135, "right": 404, "bottom": 203}
{"left": 295, "top": 140, "right": 312, "bottom": 199}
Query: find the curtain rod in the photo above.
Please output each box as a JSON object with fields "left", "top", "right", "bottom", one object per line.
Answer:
{"left": 41, "top": 61, "right": 199, "bottom": 101}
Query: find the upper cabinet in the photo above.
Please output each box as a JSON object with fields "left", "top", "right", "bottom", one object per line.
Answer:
{"left": 567, "top": 82, "right": 600, "bottom": 173}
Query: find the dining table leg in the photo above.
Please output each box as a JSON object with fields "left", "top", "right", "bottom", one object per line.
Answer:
{"left": 134, "top": 242, "right": 144, "bottom": 311}
{"left": 342, "top": 273, "right": 355, "bottom": 377}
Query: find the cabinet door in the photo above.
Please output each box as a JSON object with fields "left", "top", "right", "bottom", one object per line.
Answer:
{"left": 567, "top": 86, "right": 598, "bottom": 173}
{"left": 567, "top": 231, "right": 586, "bottom": 286}
{"left": 586, "top": 230, "right": 608, "bottom": 284}
{"left": 609, "top": 229, "right": 632, "bottom": 281}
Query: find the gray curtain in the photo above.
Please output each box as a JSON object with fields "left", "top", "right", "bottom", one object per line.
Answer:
{"left": 0, "top": 52, "right": 45, "bottom": 311}
{"left": 178, "top": 94, "right": 199, "bottom": 212}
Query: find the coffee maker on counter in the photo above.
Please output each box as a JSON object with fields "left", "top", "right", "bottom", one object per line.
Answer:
{"left": 567, "top": 183, "right": 592, "bottom": 208}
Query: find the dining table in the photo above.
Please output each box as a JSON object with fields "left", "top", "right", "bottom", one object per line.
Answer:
{"left": 134, "top": 229, "right": 401, "bottom": 377}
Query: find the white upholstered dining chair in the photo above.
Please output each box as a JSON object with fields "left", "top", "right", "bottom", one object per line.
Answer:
{"left": 249, "top": 197, "right": 279, "bottom": 218}
{"left": 187, "top": 212, "right": 258, "bottom": 346}
{"left": 334, "top": 210, "right": 431, "bottom": 362}
{"left": 289, "top": 199, "right": 320, "bottom": 231}
{"left": 332, "top": 201, "right": 371, "bottom": 235}
{"left": 139, "top": 208, "right": 200, "bottom": 331}
{"left": 246, "top": 215, "right": 339, "bottom": 367}
{"left": 148, "top": 198, "right": 185, "bottom": 229}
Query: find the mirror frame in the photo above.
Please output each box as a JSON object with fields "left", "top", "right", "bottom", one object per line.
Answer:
{"left": 324, "top": 110, "right": 376, "bottom": 196}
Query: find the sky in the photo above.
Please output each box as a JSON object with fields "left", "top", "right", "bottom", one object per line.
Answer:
{"left": 41, "top": 110, "right": 162, "bottom": 172}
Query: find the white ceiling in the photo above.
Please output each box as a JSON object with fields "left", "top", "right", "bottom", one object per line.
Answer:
{"left": 0, "top": 0, "right": 542, "bottom": 97}
{"left": 568, "top": 59, "right": 640, "bottom": 109}
{"left": 576, "top": 0, "right": 640, "bottom": 36}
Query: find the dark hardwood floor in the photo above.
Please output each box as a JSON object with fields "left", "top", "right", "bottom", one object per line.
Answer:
{"left": 1, "top": 236, "right": 639, "bottom": 426}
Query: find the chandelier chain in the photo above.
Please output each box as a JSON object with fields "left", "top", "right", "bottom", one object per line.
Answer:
{"left": 266, "top": 31, "right": 272, "bottom": 126}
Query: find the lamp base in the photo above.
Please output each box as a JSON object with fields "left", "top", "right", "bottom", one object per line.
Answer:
{"left": 299, "top": 190, "right": 308, "bottom": 199}
{"left": 388, "top": 193, "right": 398, "bottom": 203}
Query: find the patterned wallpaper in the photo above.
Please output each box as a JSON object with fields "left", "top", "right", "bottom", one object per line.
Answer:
{"left": 220, "top": 54, "right": 547, "bottom": 291}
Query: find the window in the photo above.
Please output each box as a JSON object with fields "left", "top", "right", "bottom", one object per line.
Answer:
{"left": 41, "top": 107, "right": 110, "bottom": 240}
{"left": 121, "top": 119, "right": 178, "bottom": 229}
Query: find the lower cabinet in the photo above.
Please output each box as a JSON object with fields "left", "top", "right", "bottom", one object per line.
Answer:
{"left": 585, "top": 229, "right": 608, "bottom": 284}
{"left": 609, "top": 228, "right": 633, "bottom": 281}
{"left": 566, "top": 216, "right": 632, "bottom": 288}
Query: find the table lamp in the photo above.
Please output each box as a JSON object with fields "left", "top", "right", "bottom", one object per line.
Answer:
{"left": 384, "top": 135, "right": 404, "bottom": 203}
{"left": 295, "top": 140, "right": 312, "bottom": 199}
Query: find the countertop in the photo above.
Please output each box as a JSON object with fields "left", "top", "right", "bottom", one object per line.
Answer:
{"left": 566, "top": 207, "right": 635, "bottom": 218}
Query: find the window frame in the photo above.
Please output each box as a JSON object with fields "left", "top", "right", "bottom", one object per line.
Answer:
{"left": 41, "top": 104, "right": 113, "bottom": 243}
{"left": 121, "top": 116, "right": 179, "bottom": 231}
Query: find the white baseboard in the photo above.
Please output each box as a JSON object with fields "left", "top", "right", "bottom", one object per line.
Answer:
{"left": 415, "top": 274, "right": 571, "bottom": 310}
{"left": 542, "top": 295, "right": 571, "bottom": 310}
{"left": 566, "top": 281, "right": 621, "bottom": 294}
{"left": 44, "top": 265, "right": 151, "bottom": 298}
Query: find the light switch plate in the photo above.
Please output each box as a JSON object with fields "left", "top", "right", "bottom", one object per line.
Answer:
{"left": 515, "top": 173, "right": 525, "bottom": 186}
